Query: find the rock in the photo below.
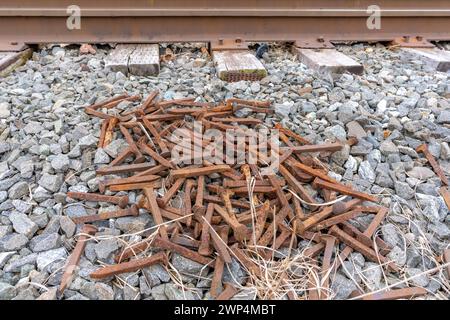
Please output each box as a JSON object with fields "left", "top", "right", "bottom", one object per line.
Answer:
{"left": 362, "top": 262, "right": 383, "bottom": 290}
{"left": 358, "top": 161, "right": 376, "bottom": 183}
{"left": 0, "top": 251, "right": 15, "bottom": 268}
{"left": 23, "top": 122, "right": 43, "bottom": 135}
{"left": 36, "top": 248, "right": 67, "bottom": 272}
{"left": 331, "top": 274, "right": 356, "bottom": 300}
{"left": 0, "top": 282, "right": 17, "bottom": 300}
{"left": 38, "top": 174, "right": 63, "bottom": 193}
{"left": 331, "top": 144, "right": 350, "bottom": 166}
{"left": 381, "top": 223, "right": 402, "bottom": 247}
{"left": 8, "top": 181, "right": 30, "bottom": 200}
{"left": 223, "top": 258, "right": 247, "bottom": 285}
{"left": 395, "top": 181, "right": 415, "bottom": 200}
{"left": 387, "top": 246, "right": 406, "bottom": 266}
{"left": 0, "top": 102, "right": 11, "bottom": 118}
{"left": 104, "top": 139, "right": 128, "bottom": 158}
{"left": 51, "top": 154, "right": 70, "bottom": 172}
{"left": 8, "top": 212, "right": 38, "bottom": 238}
{"left": 346, "top": 121, "right": 367, "bottom": 139}
{"left": 115, "top": 215, "right": 151, "bottom": 233}
{"left": 12, "top": 200, "right": 33, "bottom": 214}
{"left": 250, "top": 82, "right": 261, "bottom": 93}
{"left": 437, "top": 110, "right": 450, "bottom": 124}
{"left": 95, "top": 283, "right": 115, "bottom": 300}
{"left": 78, "top": 134, "right": 98, "bottom": 149}
{"left": 164, "top": 283, "right": 195, "bottom": 300}
{"left": 4, "top": 253, "right": 37, "bottom": 273}
{"left": 0, "top": 233, "right": 29, "bottom": 251}
{"left": 407, "top": 167, "right": 435, "bottom": 180}
{"left": 151, "top": 284, "right": 168, "bottom": 300}
{"left": 36, "top": 287, "right": 58, "bottom": 300}
{"left": 142, "top": 264, "right": 171, "bottom": 287}
{"left": 29, "top": 233, "right": 61, "bottom": 252}
{"left": 59, "top": 216, "right": 76, "bottom": 238}
{"left": 441, "top": 142, "right": 450, "bottom": 160}
{"left": 123, "top": 285, "right": 140, "bottom": 300}
{"left": 94, "top": 149, "right": 111, "bottom": 164}
{"left": 427, "top": 222, "right": 450, "bottom": 239}
{"left": 65, "top": 205, "right": 88, "bottom": 218}
{"left": 94, "top": 239, "right": 119, "bottom": 260}
{"left": 405, "top": 268, "right": 429, "bottom": 287}
{"left": 171, "top": 253, "right": 206, "bottom": 275}
{"left": 274, "top": 101, "right": 294, "bottom": 118}
{"left": 324, "top": 125, "right": 347, "bottom": 141}
{"left": 380, "top": 140, "right": 399, "bottom": 155}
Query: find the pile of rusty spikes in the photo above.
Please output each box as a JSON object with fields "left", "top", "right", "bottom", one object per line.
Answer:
{"left": 58, "top": 92, "right": 428, "bottom": 301}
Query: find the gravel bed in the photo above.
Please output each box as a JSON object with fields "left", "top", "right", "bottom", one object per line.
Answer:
{"left": 0, "top": 42, "right": 449, "bottom": 300}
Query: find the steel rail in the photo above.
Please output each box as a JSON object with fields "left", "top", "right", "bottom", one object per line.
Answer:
{"left": 0, "top": 0, "right": 449, "bottom": 48}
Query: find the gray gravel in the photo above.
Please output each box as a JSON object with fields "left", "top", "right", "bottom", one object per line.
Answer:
{"left": 0, "top": 42, "right": 449, "bottom": 300}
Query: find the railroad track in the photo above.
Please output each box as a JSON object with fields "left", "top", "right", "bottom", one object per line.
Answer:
{"left": 0, "top": 0, "right": 449, "bottom": 51}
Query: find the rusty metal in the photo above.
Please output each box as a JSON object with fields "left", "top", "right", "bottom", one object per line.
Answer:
{"left": 257, "top": 206, "right": 290, "bottom": 247}
{"left": 279, "top": 165, "right": 316, "bottom": 209}
{"left": 231, "top": 244, "right": 261, "bottom": 277}
{"left": 416, "top": 144, "right": 449, "bottom": 186}
{"left": 312, "top": 208, "right": 374, "bottom": 232}
{"left": 391, "top": 36, "right": 435, "bottom": 48}
{"left": 210, "top": 226, "right": 229, "bottom": 298}
{"left": 254, "top": 201, "right": 270, "bottom": 242}
{"left": 152, "top": 236, "right": 214, "bottom": 266}
{"left": 193, "top": 175, "right": 206, "bottom": 219}
{"left": 183, "top": 179, "right": 195, "bottom": 227}
{"left": 75, "top": 92, "right": 400, "bottom": 299}
{"left": 144, "top": 186, "right": 169, "bottom": 240}
{"left": 294, "top": 38, "right": 334, "bottom": 49}
{"left": 274, "top": 123, "right": 311, "bottom": 146}
{"left": 108, "top": 147, "right": 134, "bottom": 167}
{"left": 2, "top": 1, "right": 449, "bottom": 49}
{"left": 210, "top": 38, "right": 248, "bottom": 51}
{"left": 156, "top": 178, "right": 186, "bottom": 208}
{"left": 360, "top": 287, "right": 428, "bottom": 300}
{"left": 297, "top": 199, "right": 362, "bottom": 233}
{"left": 99, "top": 174, "right": 160, "bottom": 193}
{"left": 282, "top": 142, "right": 343, "bottom": 154}
{"left": 293, "top": 161, "right": 339, "bottom": 184}
{"left": 96, "top": 162, "right": 160, "bottom": 175}
{"left": 214, "top": 204, "right": 249, "bottom": 242}
{"left": 103, "top": 117, "right": 119, "bottom": 147}
{"left": 67, "top": 192, "right": 129, "bottom": 208}
{"left": 198, "top": 203, "right": 214, "bottom": 256}
{"left": 90, "top": 252, "right": 167, "bottom": 280}
{"left": 98, "top": 119, "right": 108, "bottom": 148}
{"left": 439, "top": 187, "right": 450, "bottom": 210}
{"left": 330, "top": 225, "right": 399, "bottom": 272}
{"left": 139, "top": 141, "right": 175, "bottom": 169}
{"left": 141, "top": 118, "right": 170, "bottom": 156}
{"left": 216, "top": 283, "right": 238, "bottom": 300}
{"left": 312, "top": 178, "right": 379, "bottom": 203}
{"left": 109, "top": 180, "right": 162, "bottom": 192}
{"left": 319, "top": 235, "right": 335, "bottom": 299}
{"left": 72, "top": 205, "right": 139, "bottom": 225}
{"left": 211, "top": 226, "right": 232, "bottom": 264}
{"left": 119, "top": 124, "right": 145, "bottom": 162}
{"left": 171, "top": 165, "right": 232, "bottom": 179}
{"left": 443, "top": 249, "right": 450, "bottom": 280}
{"left": 333, "top": 207, "right": 389, "bottom": 271}
{"left": 59, "top": 224, "right": 97, "bottom": 294}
